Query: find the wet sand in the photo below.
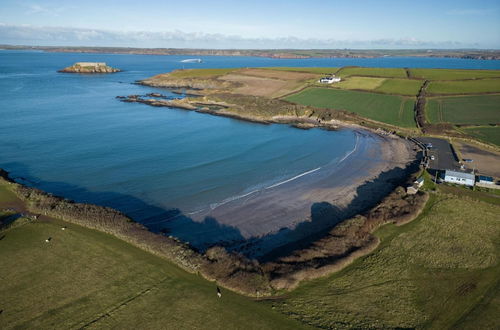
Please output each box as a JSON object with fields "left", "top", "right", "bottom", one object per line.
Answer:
{"left": 164, "top": 129, "right": 416, "bottom": 259}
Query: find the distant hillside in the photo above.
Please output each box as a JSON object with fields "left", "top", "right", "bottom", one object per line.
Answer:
{"left": 2, "top": 45, "right": 500, "bottom": 60}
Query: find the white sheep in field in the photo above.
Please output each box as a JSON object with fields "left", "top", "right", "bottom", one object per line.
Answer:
{"left": 61, "top": 226, "right": 66, "bottom": 230}
{"left": 45, "top": 237, "right": 51, "bottom": 243}
{"left": 216, "top": 287, "right": 222, "bottom": 298}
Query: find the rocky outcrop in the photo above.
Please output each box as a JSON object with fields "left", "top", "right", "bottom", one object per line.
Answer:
{"left": 59, "top": 62, "right": 120, "bottom": 73}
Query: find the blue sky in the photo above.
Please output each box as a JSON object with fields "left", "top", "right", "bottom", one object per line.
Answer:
{"left": 0, "top": 0, "right": 499, "bottom": 48}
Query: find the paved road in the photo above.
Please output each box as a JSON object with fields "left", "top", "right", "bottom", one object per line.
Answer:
{"left": 416, "top": 137, "right": 460, "bottom": 171}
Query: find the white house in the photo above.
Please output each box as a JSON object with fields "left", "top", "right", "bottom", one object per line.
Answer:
{"left": 414, "top": 176, "right": 424, "bottom": 188}
{"left": 443, "top": 170, "right": 475, "bottom": 187}
{"left": 319, "top": 75, "right": 341, "bottom": 84}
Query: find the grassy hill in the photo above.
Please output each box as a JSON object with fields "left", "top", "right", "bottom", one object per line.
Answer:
{"left": 269, "top": 191, "right": 500, "bottom": 329}
{"left": 0, "top": 181, "right": 308, "bottom": 330}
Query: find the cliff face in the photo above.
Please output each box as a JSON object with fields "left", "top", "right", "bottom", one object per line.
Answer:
{"left": 59, "top": 62, "right": 120, "bottom": 73}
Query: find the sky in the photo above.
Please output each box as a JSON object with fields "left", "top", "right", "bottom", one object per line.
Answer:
{"left": 0, "top": 0, "right": 499, "bottom": 49}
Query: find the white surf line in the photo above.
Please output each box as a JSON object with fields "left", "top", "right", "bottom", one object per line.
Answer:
{"left": 186, "top": 209, "right": 206, "bottom": 216}
{"left": 338, "top": 133, "right": 360, "bottom": 163}
{"left": 265, "top": 167, "right": 322, "bottom": 190}
{"left": 210, "top": 189, "right": 260, "bottom": 210}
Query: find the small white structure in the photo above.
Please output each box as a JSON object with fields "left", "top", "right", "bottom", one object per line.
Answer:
{"left": 75, "top": 62, "right": 107, "bottom": 67}
{"left": 443, "top": 170, "right": 475, "bottom": 187}
{"left": 414, "top": 176, "right": 424, "bottom": 188}
{"left": 319, "top": 75, "right": 341, "bottom": 84}
{"left": 478, "top": 175, "right": 494, "bottom": 185}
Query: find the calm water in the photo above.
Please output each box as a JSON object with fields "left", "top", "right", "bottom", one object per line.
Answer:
{"left": 1, "top": 50, "right": 499, "bottom": 225}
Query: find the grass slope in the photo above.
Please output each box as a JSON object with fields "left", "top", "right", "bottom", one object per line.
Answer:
{"left": 461, "top": 126, "right": 500, "bottom": 147}
{"left": 271, "top": 194, "right": 500, "bottom": 329}
{"left": 285, "top": 87, "right": 416, "bottom": 127}
{"left": 337, "top": 67, "right": 407, "bottom": 78}
{"left": 409, "top": 68, "right": 500, "bottom": 80}
{"left": 0, "top": 183, "right": 307, "bottom": 330}
{"left": 426, "top": 95, "right": 500, "bottom": 125}
{"left": 427, "top": 79, "right": 500, "bottom": 94}
{"left": 375, "top": 78, "right": 424, "bottom": 96}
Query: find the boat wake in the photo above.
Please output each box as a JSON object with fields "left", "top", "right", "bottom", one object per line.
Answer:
{"left": 180, "top": 59, "right": 203, "bottom": 63}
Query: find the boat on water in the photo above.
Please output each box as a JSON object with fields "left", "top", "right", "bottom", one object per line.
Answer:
{"left": 180, "top": 58, "right": 203, "bottom": 63}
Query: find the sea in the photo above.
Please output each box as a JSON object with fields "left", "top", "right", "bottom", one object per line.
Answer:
{"left": 1, "top": 50, "right": 499, "bottom": 240}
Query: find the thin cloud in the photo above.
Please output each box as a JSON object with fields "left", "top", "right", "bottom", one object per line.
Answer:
{"left": 0, "top": 24, "right": 482, "bottom": 49}
{"left": 25, "top": 3, "right": 67, "bottom": 16}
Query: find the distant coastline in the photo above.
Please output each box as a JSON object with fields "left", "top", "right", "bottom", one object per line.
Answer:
{"left": 2, "top": 44, "right": 500, "bottom": 60}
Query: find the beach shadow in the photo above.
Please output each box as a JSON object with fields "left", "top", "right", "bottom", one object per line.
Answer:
{"left": 2, "top": 156, "right": 419, "bottom": 261}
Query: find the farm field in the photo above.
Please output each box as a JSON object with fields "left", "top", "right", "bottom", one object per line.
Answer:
{"left": 426, "top": 95, "right": 500, "bottom": 125}
{"left": 334, "top": 76, "right": 385, "bottom": 90}
{"left": 0, "top": 182, "right": 307, "bottom": 330}
{"left": 461, "top": 126, "right": 500, "bottom": 147}
{"left": 285, "top": 88, "right": 416, "bottom": 127}
{"left": 168, "top": 68, "right": 237, "bottom": 78}
{"left": 409, "top": 68, "right": 500, "bottom": 80}
{"left": 427, "top": 79, "right": 500, "bottom": 95}
{"left": 329, "top": 77, "right": 422, "bottom": 96}
{"left": 375, "top": 78, "right": 423, "bottom": 96}
{"left": 262, "top": 67, "right": 338, "bottom": 74}
{"left": 270, "top": 193, "right": 500, "bottom": 329}
{"left": 336, "top": 67, "right": 407, "bottom": 78}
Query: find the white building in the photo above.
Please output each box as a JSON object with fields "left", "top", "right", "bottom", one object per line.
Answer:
{"left": 443, "top": 170, "right": 475, "bottom": 187}
{"left": 478, "top": 176, "right": 494, "bottom": 185}
{"left": 319, "top": 75, "right": 341, "bottom": 84}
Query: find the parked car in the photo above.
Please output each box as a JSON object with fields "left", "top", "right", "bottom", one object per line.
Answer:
{"left": 430, "top": 155, "right": 435, "bottom": 160}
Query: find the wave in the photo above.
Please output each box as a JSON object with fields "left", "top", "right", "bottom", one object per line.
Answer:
{"left": 210, "top": 189, "right": 260, "bottom": 210}
{"left": 265, "top": 167, "right": 321, "bottom": 190}
{"left": 338, "top": 133, "right": 360, "bottom": 163}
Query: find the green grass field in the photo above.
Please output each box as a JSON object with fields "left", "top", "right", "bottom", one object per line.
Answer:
{"left": 262, "top": 67, "right": 338, "bottom": 74}
{"left": 336, "top": 67, "right": 407, "bottom": 78}
{"left": 0, "top": 183, "right": 307, "bottom": 330}
{"left": 375, "top": 78, "right": 423, "bottom": 96}
{"left": 409, "top": 68, "right": 500, "bottom": 80}
{"left": 285, "top": 88, "right": 416, "bottom": 127}
{"left": 461, "top": 126, "right": 500, "bottom": 147}
{"left": 426, "top": 95, "right": 500, "bottom": 125}
{"left": 169, "top": 68, "right": 237, "bottom": 78}
{"left": 271, "top": 194, "right": 500, "bottom": 329}
{"left": 334, "top": 76, "right": 386, "bottom": 90}
{"left": 427, "top": 79, "right": 500, "bottom": 94}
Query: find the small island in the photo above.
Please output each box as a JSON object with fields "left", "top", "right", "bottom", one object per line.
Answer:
{"left": 59, "top": 62, "right": 121, "bottom": 73}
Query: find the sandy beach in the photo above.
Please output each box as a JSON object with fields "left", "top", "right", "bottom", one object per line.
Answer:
{"left": 162, "top": 129, "right": 416, "bottom": 259}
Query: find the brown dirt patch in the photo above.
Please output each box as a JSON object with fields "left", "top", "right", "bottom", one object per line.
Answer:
{"left": 455, "top": 141, "right": 500, "bottom": 178}
{"left": 239, "top": 68, "right": 318, "bottom": 81}
{"left": 220, "top": 74, "right": 298, "bottom": 98}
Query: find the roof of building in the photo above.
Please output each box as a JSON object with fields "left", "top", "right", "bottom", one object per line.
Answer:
{"left": 478, "top": 175, "right": 494, "bottom": 182}
{"left": 444, "top": 170, "right": 475, "bottom": 180}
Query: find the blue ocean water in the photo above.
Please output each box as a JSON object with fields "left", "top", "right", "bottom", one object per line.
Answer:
{"left": 1, "top": 50, "right": 499, "bottom": 224}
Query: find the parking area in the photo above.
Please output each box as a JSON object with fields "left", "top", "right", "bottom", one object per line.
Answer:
{"left": 416, "top": 137, "right": 461, "bottom": 171}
